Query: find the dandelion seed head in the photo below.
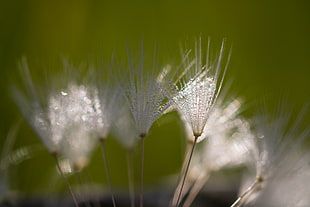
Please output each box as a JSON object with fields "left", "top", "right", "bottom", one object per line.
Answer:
{"left": 42, "top": 83, "right": 101, "bottom": 166}
{"left": 248, "top": 154, "right": 310, "bottom": 207}
{"left": 170, "top": 38, "right": 230, "bottom": 139}
{"left": 249, "top": 107, "right": 309, "bottom": 178}
{"left": 174, "top": 75, "right": 217, "bottom": 136}
{"left": 48, "top": 83, "right": 102, "bottom": 146}
{"left": 14, "top": 64, "right": 101, "bottom": 166}
{"left": 238, "top": 105, "right": 310, "bottom": 205}
{"left": 120, "top": 60, "right": 171, "bottom": 137}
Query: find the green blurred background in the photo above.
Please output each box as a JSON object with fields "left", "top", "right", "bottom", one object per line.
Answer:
{"left": 1, "top": 0, "right": 310, "bottom": 196}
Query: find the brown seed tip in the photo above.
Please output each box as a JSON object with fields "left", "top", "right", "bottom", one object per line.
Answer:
{"left": 257, "top": 176, "right": 264, "bottom": 183}
{"left": 139, "top": 133, "right": 147, "bottom": 138}
{"left": 98, "top": 136, "right": 106, "bottom": 142}
{"left": 50, "top": 151, "right": 58, "bottom": 157}
{"left": 193, "top": 132, "right": 202, "bottom": 138}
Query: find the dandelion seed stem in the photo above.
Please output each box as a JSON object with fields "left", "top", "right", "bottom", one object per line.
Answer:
{"left": 84, "top": 169, "right": 101, "bottom": 207}
{"left": 139, "top": 136, "right": 145, "bottom": 207}
{"left": 230, "top": 176, "right": 263, "bottom": 207}
{"left": 52, "top": 153, "right": 79, "bottom": 207}
{"left": 75, "top": 171, "right": 92, "bottom": 207}
{"left": 175, "top": 135, "right": 199, "bottom": 207}
{"left": 100, "top": 139, "right": 117, "bottom": 207}
{"left": 170, "top": 142, "right": 193, "bottom": 206}
{"left": 127, "top": 148, "right": 136, "bottom": 207}
{"left": 183, "top": 173, "right": 210, "bottom": 207}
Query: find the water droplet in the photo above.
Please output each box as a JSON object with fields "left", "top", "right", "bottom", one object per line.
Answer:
{"left": 61, "top": 91, "right": 68, "bottom": 96}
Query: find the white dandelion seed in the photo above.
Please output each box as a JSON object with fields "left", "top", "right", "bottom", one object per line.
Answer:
{"left": 171, "top": 37, "right": 230, "bottom": 139}
{"left": 170, "top": 37, "right": 231, "bottom": 207}
{"left": 48, "top": 83, "right": 101, "bottom": 169}
{"left": 12, "top": 59, "right": 101, "bottom": 163}
{"left": 12, "top": 58, "right": 103, "bottom": 207}
{"left": 176, "top": 98, "right": 256, "bottom": 207}
{"left": 231, "top": 105, "right": 310, "bottom": 207}
{"left": 121, "top": 66, "right": 170, "bottom": 138}
{"left": 249, "top": 153, "right": 310, "bottom": 207}
{"left": 118, "top": 50, "right": 172, "bottom": 207}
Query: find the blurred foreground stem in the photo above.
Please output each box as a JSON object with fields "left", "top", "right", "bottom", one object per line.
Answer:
{"left": 127, "top": 148, "right": 136, "bottom": 207}
{"left": 52, "top": 153, "right": 79, "bottom": 207}
{"left": 230, "top": 176, "right": 263, "bottom": 207}
{"left": 100, "top": 139, "right": 117, "bottom": 207}
{"left": 139, "top": 135, "right": 145, "bottom": 207}
{"left": 183, "top": 172, "right": 210, "bottom": 207}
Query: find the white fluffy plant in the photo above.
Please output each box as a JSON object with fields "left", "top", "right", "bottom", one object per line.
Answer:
{"left": 249, "top": 153, "right": 310, "bottom": 207}
{"left": 48, "top": 83, "right": 101, "bottom": 169}
{"left": 118, "top": 51, "right": 172, "bottom": 207}
{"left": 231, "top": 105, "right": 310, "bottom": 207}
{"left": 180, "top": 98, "right": 256, "bottom": 207}
{"left": 12, "top": 58, "right": 103, "bottom": 207}
{"left": 169, "top": 38, "right": 231, "bottom": 207}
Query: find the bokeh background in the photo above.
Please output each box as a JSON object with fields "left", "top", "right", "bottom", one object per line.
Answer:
{"left": 1, "top": 0, "right": 310, "bottom": 198}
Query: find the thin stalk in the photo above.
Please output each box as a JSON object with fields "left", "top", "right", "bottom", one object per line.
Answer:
{"left": 139, "top": 136, "right": 145, "bottom": 207}
{"left": 127, "top": 148, "right": 135, "bottom": 207}
{"left": 52, "top": 154, "right": 79, "bottom": 207}
{"left": 100, "top": 139, "right": 117, "bottom": 207}
{"left": 183, "top": 172, "right": 210, "bottom": 207}
{"left": 230, "top": 176, "right": 263, "bottom": 207}
{"left": 84, "top": 169, "right": 101, "bottom": 207}
{"left": 170, "top": 142, "right": 193, "bottom": 206}
{"left": 174, "top": 135, "right": 199, "bottom": 207}
{"left": 75, "top": 171, "right": 92, "bottom": 207}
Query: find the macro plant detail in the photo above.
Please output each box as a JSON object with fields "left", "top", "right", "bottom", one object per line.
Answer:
{"left": 170, "top": 38, "right": 229, "bottom": 139}
{"left": 12, "top": 58, "right": 104, "bottom": 207}
{"left": 231, "top": 106, "right": 310, "bottom": 207}
{"left": 169, "top": 38, "right": 230, "bottom": 207}
{"left": 180, "top": 98, "right": 255, "bottom": 207}
{"left": 3, "top": 38, "right": 310, "bottom": 207}
{"left": 117, "top": 50, "right": 174, "bottom": 207}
